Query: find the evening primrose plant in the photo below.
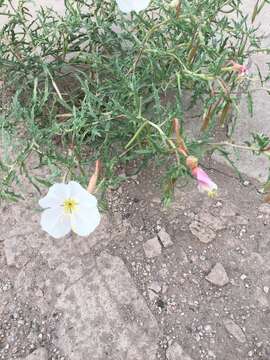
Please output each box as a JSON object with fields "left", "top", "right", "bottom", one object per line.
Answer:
{"left": 0, "top": 0, "right": 270, "bottom": 210}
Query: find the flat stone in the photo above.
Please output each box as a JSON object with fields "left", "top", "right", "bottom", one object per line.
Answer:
{"left": 206, "top": 263, "right": 229, "bottom": 287}
{"left": 56, "top": 252, "right": 159, "bottom": 360}
{"left": 143, "top": 237, "right": 162, "bottom": 258}
{"left": 158, "top": 228, "right": 173, "bottom": 248}
{"left": 3, "top": 212, "right": 111, "bottom": 269}
{"left": 19, "top": 348, "right": 48, "bottom": 360}
{"left": 223, "top": 319, "right": 246, "bottom": 343}
{"left": 189, "top": 221, "right": 216, "bottom": 244}
{"left": 166, "top": 342, "right": 193, "bottom": 360}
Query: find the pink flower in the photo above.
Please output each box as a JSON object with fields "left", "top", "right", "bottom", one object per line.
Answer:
{"left": 230, "top": 61, "right": 248, "bottom": 77}
{"left": 192, "top": 167, "right": 217, "bottom": 197}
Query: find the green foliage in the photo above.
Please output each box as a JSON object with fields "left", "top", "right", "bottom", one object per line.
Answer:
{"left": 0, "top": 0, "right": 269, "bottom": 202}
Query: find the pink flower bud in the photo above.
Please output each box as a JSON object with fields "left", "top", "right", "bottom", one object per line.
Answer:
{"left": 186, "top": 156, "right": 198, "bottom": 170}
{"left": 230, "top": 61, "right": 248, "bottom": 77}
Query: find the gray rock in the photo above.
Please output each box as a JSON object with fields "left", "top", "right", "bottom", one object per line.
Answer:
{"left": 158, "top": 228, "right": 173, "bottom": 248}
{"left": 143, "top": 237, "right": 162, "bottom": 258}
{"left": 56, "top": 252, "right": 159, "bottom": 360}
{"left": 223, "top": 319, "right": 246, "bottom": 343}
{"left": 189, "top": 221, "right": 216, "bottom": 244}
{"left": 206, "top": 263, "right": 229, "bottom": 287}
{"left": 20, "top": 348, "right": 48, "bottom": 360}
{"left": 166, "top": 342, "right": 193, "bottom": 360}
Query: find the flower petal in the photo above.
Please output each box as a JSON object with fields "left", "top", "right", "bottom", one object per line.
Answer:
{"left": 192, "top": 167, "right": 217, "bottom": 189}
{"left": 116, "top": 0, "right": 150, "bottom": 13}
{"left": 39, "top": 183, "right": 70, "bottom": 209}
{"left": 68, "top": 181, "right": 98, "bottom": 207}
{"left": 70, "top": 205, "right": 101, "bottom": 237}
{"left": 192, "top": 167, "right": 217, "bottom": 196}
{"left": 40, "top": 207, "right": 71, "bottom": 239}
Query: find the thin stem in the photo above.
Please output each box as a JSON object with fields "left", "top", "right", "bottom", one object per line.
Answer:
{"left": 125, "top": 120, "right": 148, "bottom": 149}
{"left": 209, "top": 141, "right": 259, "bottom": 152}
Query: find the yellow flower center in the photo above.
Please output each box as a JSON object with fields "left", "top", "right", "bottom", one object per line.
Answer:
{"left": 207, "top": 189, "right": 217, "bottom": 198}
{"left": 63, "top": 198, "right": 78, "bottom": 214}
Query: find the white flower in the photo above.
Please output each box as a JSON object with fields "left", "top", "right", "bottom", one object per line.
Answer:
{"left": 116, "top": 0, "right": 151, "bottom": 13}
{"left": 169, "top": 0, "right": 180, "bottom": 8}
{"left": 39, "top": 181, "right": 101, "bottom": 239}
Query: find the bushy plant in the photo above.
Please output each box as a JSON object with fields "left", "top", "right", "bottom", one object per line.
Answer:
{"left": 0, "top": 0, "right": 269, "bottom": 203}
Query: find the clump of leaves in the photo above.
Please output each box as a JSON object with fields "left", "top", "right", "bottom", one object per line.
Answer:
{"left": 0, "top": 0, "right": 269, "bottom": 202}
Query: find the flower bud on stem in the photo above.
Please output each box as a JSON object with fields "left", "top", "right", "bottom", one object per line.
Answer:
{"left": 172, "top": 118, "right": 188, "bottom": 157}
{"left": 87, "top": 160, "right": 101, "bottom": 194}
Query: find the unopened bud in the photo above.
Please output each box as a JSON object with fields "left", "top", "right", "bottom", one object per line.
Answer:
{"left": 186, "top": 156, "right": 198, "bottom": 170}
{"left": 87, "top": 160, "right": 101, "bottom": 194}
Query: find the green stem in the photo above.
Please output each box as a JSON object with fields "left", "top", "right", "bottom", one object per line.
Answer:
{"left": 125, "top": 120, "right": 148, "bottom": 149}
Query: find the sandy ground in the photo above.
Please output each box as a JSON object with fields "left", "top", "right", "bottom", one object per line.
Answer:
{"left": 1, "top": 158, "right": 270, "bottom": 360}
